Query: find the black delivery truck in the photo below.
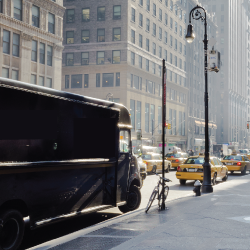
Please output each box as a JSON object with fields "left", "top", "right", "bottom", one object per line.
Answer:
{"left": 0, "top": 78, "right": 142, "bottom": 250}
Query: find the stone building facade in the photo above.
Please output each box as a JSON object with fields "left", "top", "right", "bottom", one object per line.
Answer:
{"left": 62, "top": 0, "right": 189, "bottom": 150}
{"left": 0, "top": 0, "right": 65, "bottom": 90}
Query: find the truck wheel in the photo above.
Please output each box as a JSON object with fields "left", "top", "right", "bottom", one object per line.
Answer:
{"left": 118, "top": 185, "right": 141, "bottom": 213}
{"left": 179, "top": 180, "right": 186, "bottom": 185}
{"left": 0, "top": 209, "right": 24, "bottom": 250}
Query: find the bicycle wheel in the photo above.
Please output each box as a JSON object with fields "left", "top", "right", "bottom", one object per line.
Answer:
{"left": 145, "top": 189, "right": 158, "bottom": 213}
{"left": 158, "top": 186, "right": 169, "bottom": 209}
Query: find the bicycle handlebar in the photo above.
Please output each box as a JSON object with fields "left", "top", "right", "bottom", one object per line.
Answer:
{"left": 154, "top": 172, "right": 172, "bottom": 182}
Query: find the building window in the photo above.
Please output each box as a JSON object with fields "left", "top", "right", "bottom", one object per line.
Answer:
{"left": 152, "top": 62, "right": 155, "bottom": 74}
{"left": 113, "top": 5, "right": 121, "bottom": 20}
{"left": 113, "top": 28, "right": 121, "bottom": 41}
{"left": 0, "top": 0, "right": 2, "bottom": 13}
{"left": 131, "top": 29, "right": 135, "bottom": 43}
{"left": 48, "top": 13, "right": 55, "bottom": 34}
{"left": 71, "top": 74, "right": 82, "bottom": 88}
{"left": 153, "top": 42, "right": 156, "bottom": 55}
{"left": 159, "top": 46, "right": 162, "bottom": 58}
{"left": 150, "top": 104, "right": 155, "bottom": 133}
{"left": 81, "top": 30, "right": 90, "bottom": 43}
{"left": 84, "top": 74, "right": 89, "bottom": 88}
{"left": 133, "top": 75, "right": 140, "bottom": 89}
{"left": 2, "top": 68, "right": 9, "bottom": 78}
{"left": 65, "top": 75, "right": 69, "bottom": 88}
{"left": 175, "top": 38, "right": 177, "bottom": 50}
{"left": 153, "top": 23, "right": 156, "bottom": 36}
{"left": 14, "top": 0, "right": 22, "bottom": 21}
{"left": 40, "top": 43, "right": 45, "bottom": 64}
{"left": 165, "top": 50, "right": 167, "bottom": 61}
{"left": 131, "top": 52, "right": 135, "bottom": 65}
{"left": 146, "top": 39, "right": 149, "bottom": 51}
{"left": 66, "top": 9, "right": 75, "bottom": 23}
{"left": 97, "top": 51, "right": 104, "bottom": 64}
{"left": 97, "top": 6, "right": 105, "bottom": 21}
{"left": 136, "top": 101, "right": 141, "bottom": 130}
{"left": 159, "top": 27, "right": 162, "bottom": 40}
{"left": 170, "top": 17, "right": 173, "bottom": 29}
{"left": 31, "top": 74, "right": 37, "bottom": 85}
{"left": 179, "top": 25, "right": 182, "bottom": 36}
{"left": 153, "top": 3, "right": 156, "bottom": 16}
{"left": 130, "top": 100, "right": 135, "bottom": 131}
{"left": 103, "top": 73, "right": 114, "bottom": 87}
{"left": 3, "top": 30, "right": 10, "bottom": 54}
{"left": 66, "top": 31, "right": 74, "bottom": 44}
{"left": 139, "top": 34, "right": 143, "bottom": 47}
{"left": 82, "top": 8, "right": 90, "bottom": 22}
{"left": 81, "top": 52, "right": 89, "bottom": 65}
{"left": 174, "top": 56, "right": 177, "bottom": 66}
{"left": 116, "top": 72, "right": 120, "bottom": 86}
{"left": 47, "top": 45, "right": 53, "bottom": 66}
{"left": 139, "top": 13, "right": 143, "bottom": 26}
{"left": 66, "top": 53, "right": 74, "bottom": 66}
{"left": 175, "top": 21, "right": 177, "bottom": 33}
{"left": 165, "top": 13, "right": 168, "bottom": 25}
{"left": 179, "top": 42, "right": 182, "bottom": 53}
{"left": 170, "top": 35, "right": 173, "bottom": 46}
{"left": 159, "top": 8, "right": 162, "bottom": 21}
{"left": 31, "top": 40, "right": 37, "bottom": 62}
{"left": 165, "top": 31, "right": 167, "bottom": 43}
{"left": 39, "top": 76, "right": 44, "bottom": 86}
{"left": 147, "top": 0, "right": 150, "bottom": 11}
{"left": 96, "top": 73, "right": 100, "bottom": 87}
{"left": 46, "top": 78, "right": 52, "bottom": 88}
{"left": 12, "top": 33, "right": 20, "bottom": 57}
{"left": 146, "top": 59, "right": 149, "bottom": 71}
{"left": 170, "top": 53, "right": 172, "bottom": 64}
{"left": 146, "top": 18, "right": 150, "bottom": 31}
{"left": 131, "top": 7, "right": 135, "bottom": 22}
{"left": 140, "top": 0, "right": 143, "bottom": 6}
{"left": 139, "top": 55, "right": 142, "bottom": 68}
{"left": 112, "top": 50, "right": 120, "bottom": 64}
{"left": 145, "top": 103, "right": 149, "bottom": 132}
{"left": 147, "top": 80, "right": 154, "bottom": 94}
{"left": 32, "top": 5, "right": 39, "bottom": 27}
{"left": 97, "top": 29, "right": 105, "bottom": 42}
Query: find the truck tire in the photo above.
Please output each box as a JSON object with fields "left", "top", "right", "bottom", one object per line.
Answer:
{"left": 0, "top": 209, "right": 24, "bottom": 250}
{"left": 118, "top": 185, "right": 141, "bottom": 213}
{"left": 179, "top": 179, "right": 186, "bottom": 185}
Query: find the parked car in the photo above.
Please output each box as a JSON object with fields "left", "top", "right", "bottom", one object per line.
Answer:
{"left": 165, "top": 152, "right": 188, "bottom": 170}
{"left": 142, "top": 153, "right": 171, "bottom": 174}
{"left": 176, "top": 156, "right": 228, "bottom": 185}
{"left": 221, "top": 153, "right": 250, "bottom": 175}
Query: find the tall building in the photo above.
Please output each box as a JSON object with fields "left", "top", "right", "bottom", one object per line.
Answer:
{"left": 62, "top": 0, "right": 189, "bottom": 150}
{"left": 200, "top": 0, "right": 249, "bottom": 149}
{"left": 185, "top": 0, "right": 218, "bottom": 153}
{"left": 0, "top": 0, "right": 65, "bottom": 90}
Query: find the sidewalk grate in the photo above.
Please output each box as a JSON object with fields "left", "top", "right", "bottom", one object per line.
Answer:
{"left": 49, "top": 237, "right": 129, "bottom": 250}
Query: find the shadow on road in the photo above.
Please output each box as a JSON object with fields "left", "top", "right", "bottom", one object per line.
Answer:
{"left": 19, "top": 212, "right": 121, "bottom": 250}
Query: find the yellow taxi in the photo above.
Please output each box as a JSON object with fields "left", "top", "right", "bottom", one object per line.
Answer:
{"left": 176, "top": 155, "right": 228, "bottom": 185}
{"left": 165, "top": 152, "right": 188, "bottom": 170}
{"left": 221, "top": 154, "right": 250, "bottom": 175}
{"left": 142, "top": 153, "right": 171, "bottom": 174}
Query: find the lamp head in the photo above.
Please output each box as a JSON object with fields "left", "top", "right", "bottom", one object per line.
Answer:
{"left": 185, "top": 24, "right": 195, "bottom": 43}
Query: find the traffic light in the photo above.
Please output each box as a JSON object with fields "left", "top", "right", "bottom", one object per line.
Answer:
{"left": 165, "top": 122, "right": 168, "bottom": 128}
{"left": 168, "top": 124, "right": 171, "bottom": 129}
{"left": 247, "top": 123, "right": 249, "bottom": 129}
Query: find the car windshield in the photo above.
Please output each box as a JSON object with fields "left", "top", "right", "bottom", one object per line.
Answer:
{"left": 223, "top": 155, "right": 242, "bottom": 161}
{"left": 185, "top": 157, "right": 205, "bottom": 164}
{"left": 142, "top": 154, "right": 152, "bottom": 160}
{"left": 239, "top": 150, "right": 248, "bottom": 154}
{"left": 166, "top": 153, "right": 181, "bottom": 158}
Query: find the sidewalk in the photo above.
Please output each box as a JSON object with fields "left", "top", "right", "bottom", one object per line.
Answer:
{"left": 29, "top": 174, "right": 250, "bottom": 250}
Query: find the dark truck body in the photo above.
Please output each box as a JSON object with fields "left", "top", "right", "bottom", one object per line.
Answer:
{"left": 0, "top": 78, "right": 141, "bottom": 249}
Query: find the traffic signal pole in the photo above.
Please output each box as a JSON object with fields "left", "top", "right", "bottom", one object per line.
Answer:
{"left": 161, "top": 59, "right": 166, "bottom": 210}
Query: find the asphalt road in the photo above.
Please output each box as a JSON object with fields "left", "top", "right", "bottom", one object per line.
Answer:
{"left": 19, "top": 170, "right": 246, "bottom": 250}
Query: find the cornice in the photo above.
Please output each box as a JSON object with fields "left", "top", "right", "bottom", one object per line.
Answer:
{"left": 28, "top": 0, "right": 65, "bottom": 18}
{"left": 0, "top": 13, "right": 63, "bottom": 42}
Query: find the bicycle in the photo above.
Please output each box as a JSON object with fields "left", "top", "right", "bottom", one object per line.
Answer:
{"left": 145, "top": 172, "right": 172, "bottom": 213}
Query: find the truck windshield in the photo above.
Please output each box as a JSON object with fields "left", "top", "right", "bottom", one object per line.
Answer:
{"left": 223, "top": 155, "right": 242, "bottom": 161}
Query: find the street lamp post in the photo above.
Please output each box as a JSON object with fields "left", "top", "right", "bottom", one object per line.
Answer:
{"left": 185, "top": 5, "right": 213, "bottom": 193}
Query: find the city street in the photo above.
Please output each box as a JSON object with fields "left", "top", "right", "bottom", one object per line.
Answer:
{"left": 20, "top": 170, "right": 246, "bottom": 250}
